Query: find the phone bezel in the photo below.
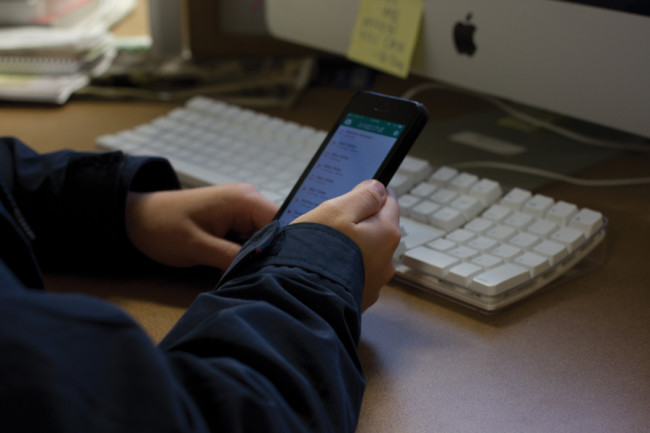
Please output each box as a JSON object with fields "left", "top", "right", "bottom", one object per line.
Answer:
{"left": 274, "top": 91, "right": 429, "bottom": 223}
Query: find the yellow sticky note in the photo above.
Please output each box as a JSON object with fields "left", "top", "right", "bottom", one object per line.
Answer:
{"left": 347, "top": 0, "right": 423, "bottom": 78}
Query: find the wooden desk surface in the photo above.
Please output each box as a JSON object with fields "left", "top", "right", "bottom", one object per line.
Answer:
{"left": 1, "top": 3, "right": 649, "bottom": 433}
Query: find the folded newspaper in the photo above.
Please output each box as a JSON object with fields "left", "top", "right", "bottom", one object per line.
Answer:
{"left": 75, "top": 47, "right": 316, "bottom": 109}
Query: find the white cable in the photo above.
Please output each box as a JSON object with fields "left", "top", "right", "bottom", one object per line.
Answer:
{"left": 451, "top": 160, "right": 650, "bottom": 187}
{"left": 401, "top": 82, "right": 650, "bottom": 152}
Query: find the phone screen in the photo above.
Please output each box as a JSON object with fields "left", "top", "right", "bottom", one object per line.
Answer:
{"left": 277, "top": 112, "right": 405, "bottom": 226}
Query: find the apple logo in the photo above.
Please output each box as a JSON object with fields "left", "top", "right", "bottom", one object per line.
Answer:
{"left": 453, "top": 13, "right": 477, "bottom": 56}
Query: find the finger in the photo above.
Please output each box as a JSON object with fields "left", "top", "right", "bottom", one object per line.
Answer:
{"left": 187, "top": 228, "right": 243, "bottom": 270}
{"left": 373, "top": 187, "right": 400, "bottom": 226}
{"left": 250, "top": 198, "right": 280, "bottom": 228}
{"left": 227, "top": 186, "right": 280, "bottom": 232}
{"left": 331, "top": 179, "right": 388, "bottom": 223}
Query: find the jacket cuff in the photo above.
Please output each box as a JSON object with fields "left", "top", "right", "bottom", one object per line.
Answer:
{"left": 49, "top": 152, "right": 180, "bottom": 270}
{"left": 219, "top": 221, "right": 366, "bottom": 309}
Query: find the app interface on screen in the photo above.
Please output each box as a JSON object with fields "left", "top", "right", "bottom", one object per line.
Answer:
{"left": 278, "top": 112, "right": 405, "bottom": 226}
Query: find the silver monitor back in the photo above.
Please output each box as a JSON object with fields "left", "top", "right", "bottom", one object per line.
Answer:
{"left": 265, "top": 0, "right": 650, "bottom": 140}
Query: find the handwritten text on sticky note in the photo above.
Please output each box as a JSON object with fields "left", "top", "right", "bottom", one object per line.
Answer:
{"left": 347, "top": 0, "right": 423, "bottom": 78}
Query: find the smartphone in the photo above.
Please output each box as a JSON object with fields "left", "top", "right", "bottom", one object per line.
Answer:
{"left": 275, "top": 91, "right": 429, "bottom": 226}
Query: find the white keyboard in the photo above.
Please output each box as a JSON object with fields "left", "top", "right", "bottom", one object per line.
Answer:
{"left": 97, "top": 96, "right": 327, "bottom": 205}
{"left": 97, "top": 96, "right": 607, "bottom": 313}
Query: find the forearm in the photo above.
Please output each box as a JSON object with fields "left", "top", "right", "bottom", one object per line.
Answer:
{"left": 159, "top": 222, "right": 367, "bottom": 433}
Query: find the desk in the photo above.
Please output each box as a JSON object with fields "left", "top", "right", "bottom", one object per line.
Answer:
{"left": 1, "top": 4, "right": 649, "bottom": 433}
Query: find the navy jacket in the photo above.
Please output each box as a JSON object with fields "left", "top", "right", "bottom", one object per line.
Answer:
{"left": 0, "top": 138, "right": 366, "bottom": 433}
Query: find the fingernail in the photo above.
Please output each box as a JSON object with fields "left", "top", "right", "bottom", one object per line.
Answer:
{"left": 365, "top": 179, "right": 386, "bottom": 198}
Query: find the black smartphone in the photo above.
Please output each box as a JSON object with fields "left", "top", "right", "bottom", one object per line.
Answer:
{"left": 275, "top": 91, "right": 429, "bottom": 226}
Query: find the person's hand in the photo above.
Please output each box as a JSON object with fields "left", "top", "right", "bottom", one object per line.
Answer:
{"left": 292, "top": 180, "right": 401, "bottom": 311}
{"left": 125, "top": 184, "right": 279, "bottom": 270}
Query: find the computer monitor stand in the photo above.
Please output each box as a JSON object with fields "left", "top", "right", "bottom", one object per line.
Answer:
{"left": 410, "top": 105, "right": 624, "bottom": 191}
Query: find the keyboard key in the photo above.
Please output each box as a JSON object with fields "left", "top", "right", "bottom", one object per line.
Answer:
{"left": 503, "top": 211, "right": 535, "bottom": 230}
{"left": 427, "top": 237, "right": 456, "bottom": 252}
{"left": 449, "top": 172, "right": 479, "bottom": 193}
{"left": 482, "top": 204, "right": 511, "bottom": 222}
{"left": 551, "top": 227, "right": 585, "bottom": 252}
{"left": 448, "top": 245, "right": 479, "bottom": 260}
{"left": 431, "top": 207, "right": 466, "bottom": 231}
{"left": 523, "top": 194, "right": 554, "bottom": 217}
{"left": 398, "top": 156, "right": 433, "bottom": 183}
{"left": 447, "top": 262, "right": 483, "bottom": 287}
{"left": 402, "top": 247, "right": 459, "bottom": 278}
{"left": 463, "top": 217, "right": 494, "bottom": 234}
{"left": 410, "top": 182, "right": 437, "bottom": 198}
{"left": 132, "top": 124, "right": 159, "bottom": 138}
{"left": 389, "top": 173, "right": 414, "bottom": 196}
{"left": 532, "top": 240, "right": 568, "bottom": 265}
{"left": 399, "top": 217, "right": 445, "bottom": 249}
{"left": 471, "top": 254, "right": 503, "bottom": 269}
{"left": 491, "top": 244, "right": 522, "bottom": 260}
{"left": 470, "top": 263, "right": 530, "bottom": 295}
{"left": 397, "top": 194, "right": 421, "bottom": 215}
{"left": 469, "top": 178, "right": 502, "bottom": 206}
{"left": 546, "top": 201, "right": 578, "bottom": 225}
{"left": 569, "top": 208, "right": 604, "bottom": 236}
{"left": 446, "top": 228, "right": 475, "bottom": 243}
{"left": 410, "top": 200, "right": 441, "bottom": 223}
{"left": 450, "top": 195, "right": 483, "bottom": 220}
{"left": 430, "top": 166, "right": 457, "bottom": 185}
{"left": 514, "top": 252, "right": 550, "bottom": 276}
{"left": 467, "top": 236, "right": 498, "bottom": 252}
{"left": 500, "top": 187, "right": 532, "bottom": 210}
{"left": 527, "top": 219, "right": 558, "bottom": 238}
{"left": 508, "top": 232, "right": 540, "bottom": 250}
{"left": 431, "top": 188, "right": 458, "bottom": 205}
{"left": 485, "top": 224, "right": 516, "bottom": 242}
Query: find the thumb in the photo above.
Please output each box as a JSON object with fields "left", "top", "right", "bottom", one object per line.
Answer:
{"left": 336, "top": 179, "right": 388, "bottom": 223}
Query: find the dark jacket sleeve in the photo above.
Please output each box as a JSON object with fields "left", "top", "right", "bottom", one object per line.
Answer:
{"left": 0, "top": 222, "right": 367, "bottom": 433}
{"left": 158, "top": 222, "right": 367, "bottom": 433}
{"left": 0, "top": 138, "right": 368, "bottom": 432}
{"left": 0, "top": 136, "right": 180, "bottom": 272}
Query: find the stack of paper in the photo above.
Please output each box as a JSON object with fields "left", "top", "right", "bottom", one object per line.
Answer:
{"left": 1, "top": 0, "right": 102, "bottom": 27}
{"left": 0, "top": 0, "right": 134, "bottom": 104}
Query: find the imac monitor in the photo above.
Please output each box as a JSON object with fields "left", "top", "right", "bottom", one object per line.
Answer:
{"left": 265, "top": 0, "right": 650, "bottom": 141}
